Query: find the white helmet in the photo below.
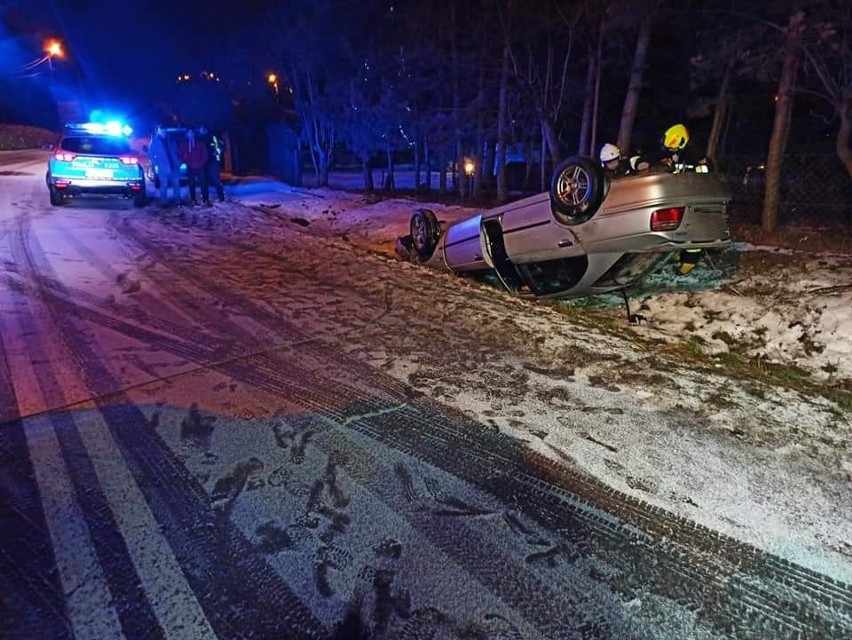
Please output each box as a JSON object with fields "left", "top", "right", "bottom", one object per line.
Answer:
{"left": 599, "top": 143, "right": 621, "bottom": 163}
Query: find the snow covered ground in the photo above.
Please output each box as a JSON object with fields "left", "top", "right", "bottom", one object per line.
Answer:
{"left": 203, "top": 175, "right": 852, "bottom": 585}
{"left": 228, "top": 175, "right": 852, "bottom": 383}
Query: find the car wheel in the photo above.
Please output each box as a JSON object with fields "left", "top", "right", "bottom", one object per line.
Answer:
{"left": 549, "top": 156, "right": 605, "bottom": 223}
{"left": 49, "top": 188, "right": 64, "bottom": 207}
{"left": 410, "top": 208, "right": 440, "bottom": 261}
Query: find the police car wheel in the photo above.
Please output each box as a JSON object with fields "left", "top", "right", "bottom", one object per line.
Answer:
{"left": 133, "top": 192, "right": 147, "bottom": 207}
{"left": 549, "top": 156, "right": 605, "bottom": 223}
{"left": 49, "top": 188, "right": 64, "bottom": 207}
{"left": 410, "top": 208, "right": 440, "bottom": 261}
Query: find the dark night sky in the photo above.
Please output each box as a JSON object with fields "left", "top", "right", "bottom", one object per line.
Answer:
{"left": 3, "top": 0, "right": 268, "bottom": 124}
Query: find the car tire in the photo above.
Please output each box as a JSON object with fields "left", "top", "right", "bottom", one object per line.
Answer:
{"left": 49, "top": 188, "right": 64, "bottom": 207}
{"left": 549, "top": 156, "right": 605, "bottom": 223}
{"left": 133, "top": 190, "right": 147, "bottom": 207}
{"left": 410, "top": 208, "right": 440, "bottom": 261}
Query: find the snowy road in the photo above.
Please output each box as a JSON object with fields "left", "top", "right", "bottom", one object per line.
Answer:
{"left": 1, "top": 150, "right": 850, "bottom": 639}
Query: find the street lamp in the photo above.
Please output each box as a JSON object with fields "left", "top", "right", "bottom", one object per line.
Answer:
{"left": 267, "top": 73, "right": 280, "bottom": 107}
{"left": 44, "top": 39, "right": 63, "bottom": 87}
{"left": 267, "top": 73, "right": 279, "bottom": 94}
{"left": 45, "top": 40, "right": 63, "bottom": 58}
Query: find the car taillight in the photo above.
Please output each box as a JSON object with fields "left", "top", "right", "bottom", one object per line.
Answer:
{"left": 650, "top": 207, "right": 685, "bottom": 231}
{"left": 119, "top": 156, "right": 139, "bottom": 165}
{"left": 53, "top": 151, "right": 76, "bottom": 162}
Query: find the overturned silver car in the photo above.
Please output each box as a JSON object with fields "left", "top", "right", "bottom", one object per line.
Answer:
{"left": 399, "top": 156, "right": 731, "bottom": 301}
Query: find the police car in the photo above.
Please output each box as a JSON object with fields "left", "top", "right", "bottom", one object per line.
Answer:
{"left": 46, "top": 121, "right": 147, "bottom": 207}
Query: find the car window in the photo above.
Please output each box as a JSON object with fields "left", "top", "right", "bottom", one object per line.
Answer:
{"left": 517, "top": 256, "right": 587, "bottom": 295}
{"left": 61, "top": 136, "right": 132, "bottom": 155}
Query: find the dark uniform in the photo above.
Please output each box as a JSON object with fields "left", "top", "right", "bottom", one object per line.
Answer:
{"left": 206, "top": 133, "right": 225, "bottom": 203}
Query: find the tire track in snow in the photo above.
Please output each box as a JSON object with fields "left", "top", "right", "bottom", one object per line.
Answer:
{"left": 10, "top": 209, "right": 329, "bottom": 639}
{"left": 117, "top": 207, "right": 852, "bottom": 637}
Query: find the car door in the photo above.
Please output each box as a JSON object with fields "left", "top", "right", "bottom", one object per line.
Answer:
{"left": 442, "top": 213, "right": 486, "bottom": 271}
{"left": 494, "top": 193, "right": 586, "bottom": 264}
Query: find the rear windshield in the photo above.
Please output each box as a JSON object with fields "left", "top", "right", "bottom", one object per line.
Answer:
{"left": 61, "top": 136, "right": 132, "bottom": 155}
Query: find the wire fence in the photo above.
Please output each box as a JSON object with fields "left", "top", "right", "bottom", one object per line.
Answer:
{"left": 719, "top": 154, "right": 851, "bottom": 226}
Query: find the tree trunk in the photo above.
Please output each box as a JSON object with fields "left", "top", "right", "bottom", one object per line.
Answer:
{"left": 472, "top": 62, "right": 486, "bottom": 200}
{"left": 762, "top": 11, "right": 805, "bottom": 232}
{"left": 424, "top": 138, "right": 432, "bottom": 192}
{"left": 590, "top": 16, "right": 605, "bottom": 158}
{"left": 383, "top": 146, "right": 395, "bottom": 191}
{"left": 836, "top": 89, "right": 852, "bottom": 179}
{"left": 361, "top": 158, "right": 374, "bottom": 193}
{"left": 451, "top": 5, "right": 465, "bottom": 201}
{"left": 481, "top": 139, "right": 494, "bottom": 192}
{"left": 577, "top": 50, "right": 596, "bottom": 156}
{"left": 617, "top": 15, "right": 652, "bottom": 153}
{"left": 318, "top": 149, "right": 329, "bottom": 187}
{"left": 706, "top": 40, "right": 738, "bottom": 161}
{"left": 413, "top": 139, "right": 422, "bottom": 191}
{"left": 524, "top": 137, "right": 534, "bottom": 191}
{"left": 497, "top": 39, "right": 510, "bottom": 203}
{"left": 455, "top": 143, "right": 464, "bottom": 200}
{"left": 706, "top": 72, "right": 732, "bottom": 161}
{"left": 540, "top": 115, "right": 561, "bottom": 168}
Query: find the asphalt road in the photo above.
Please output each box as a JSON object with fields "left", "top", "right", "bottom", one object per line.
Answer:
{"left": 1, "top": 150, "right": 850, "bottom": 639}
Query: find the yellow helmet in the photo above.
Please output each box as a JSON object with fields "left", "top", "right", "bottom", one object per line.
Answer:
{"left": 663, "top": 123, "right": 689, "bottom": 151}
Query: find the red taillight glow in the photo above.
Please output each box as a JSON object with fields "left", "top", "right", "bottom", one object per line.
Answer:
{"left": 650, "top": 207, "right": 685, "bottom": 231}
{"left": 53, "top": 151, "right": 76, "bottom": 162}
{"left": 119, "top": 156, "right": 139, "bottom": 165}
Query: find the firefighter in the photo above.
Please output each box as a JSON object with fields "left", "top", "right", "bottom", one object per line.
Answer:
{"left": 599, "top": 143, "right": 631, "bottom": 177}
{"left": 658, "top": 123, "right": 712, "bottom": 173}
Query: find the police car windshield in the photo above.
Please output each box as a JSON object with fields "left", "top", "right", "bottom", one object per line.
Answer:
{"left": 61, "top": 136, "right": 132, "bottom": 155}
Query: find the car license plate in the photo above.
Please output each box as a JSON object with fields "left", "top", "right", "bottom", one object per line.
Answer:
{"left": 85, "top": 168, "right": 114, "bottom": 179}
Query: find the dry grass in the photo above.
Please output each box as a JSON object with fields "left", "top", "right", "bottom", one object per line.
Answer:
{"left": 0, "top": 124, "right": 58, "bottom": 150}
{"left": 731, "top": 220, "right": 852, "bottom": 255}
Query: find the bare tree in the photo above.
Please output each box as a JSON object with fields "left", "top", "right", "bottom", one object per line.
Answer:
{"left": 799, "top": 4, "right": 852, "bottom": 179}
{"left": 262, "top": 1, "right": 351, "bottom": 186}
{"left": 496, "top": 43, "right": 512, "bottom": 203}
{"left": 839, "top": 88, "right": 852, "bottom": 178}
{"left": 506, "top": 1, "right": 582, "bottom": 168}
{"left": 763, "top": 10, "right": 806, "bottom": 232}
{"left": 616, "top": 11, "right": 654, "bottom": 152}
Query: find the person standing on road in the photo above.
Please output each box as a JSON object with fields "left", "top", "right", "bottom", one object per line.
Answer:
{"left": 199, "top": 125, "right": 225, "bottom": 203}
{"left": 148, "top": 125, "right": 181, "bottom": 207}
{"left": 178, "top": 127, "right": 210, "bottom": 206}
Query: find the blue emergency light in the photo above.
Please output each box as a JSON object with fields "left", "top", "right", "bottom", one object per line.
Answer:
{"left": 67, "top": 120, "right": 133, "bottom": 137}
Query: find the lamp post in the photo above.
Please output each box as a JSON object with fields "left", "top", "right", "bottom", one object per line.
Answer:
{"left": 44, "top": 39, "right": 63, "bottom": 87}
{"left": 267, "top": 73, "right": 280, "bottom": 104}
{"left": 463, "top": 157, "right": 476, "bottom": 199}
